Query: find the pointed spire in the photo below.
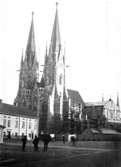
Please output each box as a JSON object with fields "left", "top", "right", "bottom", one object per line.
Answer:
{"left": 117, "top": 92, "right": 120, "bottom": 107}
{"left": 25, "top": 12, "right": 36, "bottom": 67}
{"left": 51, "top": 2, "right": 61, "bottom": 52}
{"left": 56, "top": 2, "right": 58, "bottom": 8}
{"left": 45, "top": 42, "right": 48, "bottom": 59}
{"left": 21, "top": 49, "right": 24, "bottom": 67}
{"left": 63, "top": 43, "right": 66, "bottom": 91}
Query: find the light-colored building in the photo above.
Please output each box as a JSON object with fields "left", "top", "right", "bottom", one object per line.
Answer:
{"left": 83, "top": 97, "right": 121, "bottom": 128}
{"left": 104, "top": 98, "right": 121, "bottom": 123}
{"left": 0, "top": 125, "right": 5, "bottom": 143}
{"left": 0, "top": 100, "right": 39, "bottom": 140}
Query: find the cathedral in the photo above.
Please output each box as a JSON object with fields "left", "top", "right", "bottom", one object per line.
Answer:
{"left": 14, "top": 3, "right": 84, "bottom": 133}
{"left": 1, "top": 4, "right": 121, "bottom": 140}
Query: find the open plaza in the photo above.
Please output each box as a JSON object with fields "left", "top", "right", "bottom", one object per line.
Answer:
{"left": 0, "top": 140, "right": 121, "bottom": 167}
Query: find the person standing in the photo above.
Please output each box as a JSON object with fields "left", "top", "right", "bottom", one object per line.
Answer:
{"left": 33, "top": 135, "right": 39, "bottom": 151}
{"left": 71, "top": 136, "right": 76, "bottom": 146}
{"left": 42, "top": 134, "right": 51, "bottom": 152}
{"left": 21, "top": 135, "right": 27, "bottom": 151}
{"left": 62, "top": 135, "right": 66, "bottom": 144}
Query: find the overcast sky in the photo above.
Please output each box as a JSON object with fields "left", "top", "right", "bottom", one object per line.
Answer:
{"left": 0, "top": 0, "right": 121, "bottom": 105}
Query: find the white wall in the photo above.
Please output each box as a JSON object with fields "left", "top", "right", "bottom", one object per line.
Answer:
{"left": 0, "top": 128, "right": 4, "bottom": 143}
{"left": 0, "top": 113, "right": 39, "bottom": 140}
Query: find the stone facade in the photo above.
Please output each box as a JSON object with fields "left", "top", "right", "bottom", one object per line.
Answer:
{"left": 13, "top": 4, "right": 84, "bottom": 134}
{"left": 14, "top": 13, "right": 39, "bottom": 111}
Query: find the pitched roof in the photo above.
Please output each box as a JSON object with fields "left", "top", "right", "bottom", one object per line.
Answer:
{"left": 100, "top": 128, "right": 121, "bottom": 135}
{"left": 83, "top": 128, "right": 121, "bottom": 135}
{"left": 0, "top": 103, "right": 38, "bottom": 118}
{"left": 85, "top": 102, "right": 105, "bottom": 107}
{"left": 85, "top": 98, "right": 118, "bottom": 108}
{"left": 67, "top": 89, "right": 84, "bottom": 106}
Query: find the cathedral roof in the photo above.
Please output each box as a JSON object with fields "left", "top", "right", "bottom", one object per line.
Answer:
{"left": 67, "top": 89, "right": 84, "bottom": 106}
{"left": 0, "top": 103, "right": 38, "bottom": 118}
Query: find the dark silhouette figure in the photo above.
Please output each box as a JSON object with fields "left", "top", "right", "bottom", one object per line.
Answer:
{"left": 21, "top": 135, "right": 27, "bottom": 151}
{"left": 62, "top": 135, "right": 66, "bottom": 144}
{"left": 41, "top": 134, "right": 51, "bottom": 152}
{"left": 71, "top": 136, "right": 76, "bottom": 145}
{"left": 7, "top": 131, "right": 11, "bottom": 140}
{"left": 33, "top": 135, "right": 39, "bottom": 151}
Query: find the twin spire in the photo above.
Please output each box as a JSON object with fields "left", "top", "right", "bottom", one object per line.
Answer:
{"left": 24, "top": 2, "right": 60, "bottom": 67}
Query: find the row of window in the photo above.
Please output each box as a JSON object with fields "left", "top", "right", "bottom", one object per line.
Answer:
{"left": 21, "top": 121, "right": 31, "bottom": 129}
{"left": 22, "top": 88, "right": 44, "bottom": 95}
{"left": 22, "top": 89, "right": 31, "bottom": 94}
{"left": 3, "top": 132, "right": 35, "bottom": 139}
{"left": 3, "top": 119, "right": 34, "bottom": 129}
{"left": 3, "top": 119, "right": 11, "bottom": 127}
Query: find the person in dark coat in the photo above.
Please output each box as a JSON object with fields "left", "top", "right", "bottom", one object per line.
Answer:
{"left": 42, "top": 134, "right": 51, "bottom": 152}
{"left": 21, "top": 135, "right": 27, "bottom": 151}
{"left": 71, "top": 136, "right": 76, "bottom": 145}
{"left": 33, "top": 135, "right": 39, "bottom": 151}
{"left": 62, "top": 135, "right": 66, "bottom": 144}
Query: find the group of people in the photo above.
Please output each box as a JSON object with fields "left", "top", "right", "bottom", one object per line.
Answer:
{"left": 21, "top": 134, "right": 77, "bottom": 152}
{"left": 21, "top": 133, "right": 51, "bottom": 152}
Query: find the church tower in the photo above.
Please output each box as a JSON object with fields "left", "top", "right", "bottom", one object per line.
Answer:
{"left": 14, "top": 13, "right": 39, "bottom": 110}
{"left": 14, "top": 4, "right": 84, "bottom": 134}
{"left": 41, "top": 3, "right": 67, "bottom": 120}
